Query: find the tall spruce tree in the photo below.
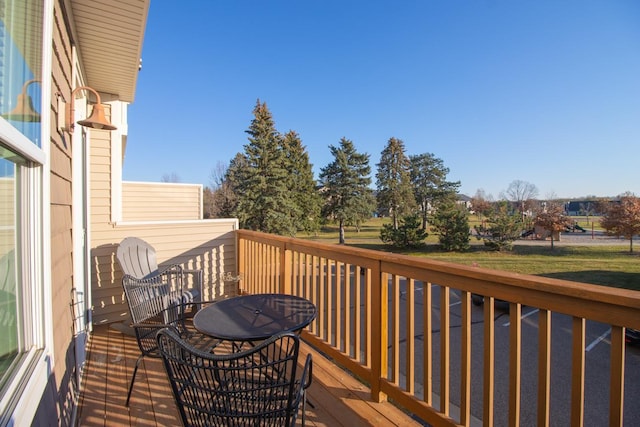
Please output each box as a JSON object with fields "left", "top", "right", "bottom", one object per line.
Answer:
{"left": 409, "top": 153, "right": 461, "bottom": 230}
{"left": 319, "top": 138, "right": 374, "bottom": 244}
{"left": 376, "top": 137, "right": 416, "bottom": 229}
{"left": 282, "top": 130, "right": 322, "bottom": 234}
{"left": 234, "top": 100, "right": 296, "bottom": 235}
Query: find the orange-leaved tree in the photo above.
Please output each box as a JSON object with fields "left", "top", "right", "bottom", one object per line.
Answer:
{"left": 600, "top": 194, "right": 640, "bottom": 253}
{"left": 534, "top": 202, "right": 571, "bottom": 250}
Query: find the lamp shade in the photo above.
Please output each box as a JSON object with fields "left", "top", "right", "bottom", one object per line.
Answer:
{"left": 65, "top": 86, "right": 117, "bottom": 133}
{"left": 1, "top": 80, "right": 41, "bottom": 122}
{"left": 2, "top": 92, "right": 41, "bottom": 122}
{"left": 77, "top": 103, "right": 117, "bottom": 130}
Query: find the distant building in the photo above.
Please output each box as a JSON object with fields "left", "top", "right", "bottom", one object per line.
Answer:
{"left": 565, "top": 201, "right": 602, "bottom": 216}
{"left": 457, "top": 194, "right": 473, "bottom": 212}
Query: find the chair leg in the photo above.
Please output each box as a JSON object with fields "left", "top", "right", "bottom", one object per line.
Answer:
{"left": 126, "top": 354, "right": 144, "bottom": 406}
{"left": 301, "top": 390, "right": 307, "bottom": 427}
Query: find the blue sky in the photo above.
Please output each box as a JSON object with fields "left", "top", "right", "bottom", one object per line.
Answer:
{"left": 124, "top": 1, "right": 640, "bottom": 199}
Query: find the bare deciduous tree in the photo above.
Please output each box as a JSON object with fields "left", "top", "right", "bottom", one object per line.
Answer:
{"left": 161, "top": 172, "right": 181, "bottom": 183}
{"left": 208, "top": 161, "right": 228, "bottom": 189}
{"left": 502, "top": 180, "right": 538, "bottom": 223}
{"left": 470, "top": 188, "right": 493, "bottom": 220}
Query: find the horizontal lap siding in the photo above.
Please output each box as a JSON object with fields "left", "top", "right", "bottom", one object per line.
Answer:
{"left": 47, "top": 3, "right": 76, "bottom": 422}
{"left": 90, "top": 221, "right": 238, "bottom": 324}
{"left": 122, "top": 182, "right": 202, "bottom": 221}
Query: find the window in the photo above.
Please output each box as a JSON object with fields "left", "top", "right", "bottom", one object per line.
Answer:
{"left": 0, "top": 0, "right": 45, "bottom": 422}
{"left": 0, "top": 146, "right": 21, "bottom": 388}
{"left": 0, "top": 1, "right": 43, "bottom": 147}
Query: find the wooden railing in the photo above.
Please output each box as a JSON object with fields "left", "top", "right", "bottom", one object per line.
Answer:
{"left": 236, "top": 230, "right": 640, "bottom": 427}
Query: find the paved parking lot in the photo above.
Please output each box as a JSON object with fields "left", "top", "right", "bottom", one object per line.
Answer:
{"left": 390, "top": 282, "right": 640, "bottom": 426}
{"left": 515, "top": 229, "right": 637, "bottom": 246}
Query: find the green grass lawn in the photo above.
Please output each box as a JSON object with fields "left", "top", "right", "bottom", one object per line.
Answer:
{"left": 299, "top": 217, "right": 640, "bottom": 291}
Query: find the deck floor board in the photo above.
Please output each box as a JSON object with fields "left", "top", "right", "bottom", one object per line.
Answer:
{"left": 77, "top": 324, "right": 423, "bottom": 427}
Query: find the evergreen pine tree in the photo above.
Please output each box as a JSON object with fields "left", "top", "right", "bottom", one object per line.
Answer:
{"left": 431, "top": 199, "right": 470, "bottom": 252}
{"left": 380, "top": 214, "right": 427, "bottom": 248}
{"left": 376, "top": 137, "right": 416, "bottom": 229}
{"left": 282, "top": 130, "right": 322, "bottom": 234}
{"left": 319, "top": 138, "right": 374, "bottom": 244}
{"left": 234, "top": 100, "right": 296, "bottom": 235}
{"left": 409, "top": 153, "right": 461, "bottom": 230}
{"left": 474, "top": 201, "right": 523, "bottom": 251}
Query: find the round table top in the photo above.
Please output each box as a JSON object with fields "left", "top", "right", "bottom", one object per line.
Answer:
{"left": 193, "top": 293, "right": 317, "bottom": 341}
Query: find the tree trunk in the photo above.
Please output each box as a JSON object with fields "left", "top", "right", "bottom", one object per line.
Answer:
{"left": 339, "top": 219, "right": 345, "bottom": 245}
{"left": 630, "top": 237, "right": 634, "bottom": 253}
{"left": 421, "top": 203, "right": 428, "bottom": 230}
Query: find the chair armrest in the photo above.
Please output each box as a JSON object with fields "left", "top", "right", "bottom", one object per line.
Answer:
{"left": 149, "top": 264, "right": 194, "bottom": 303}
{"left": 159, "top": 265, "right": 203, "bottom": 299}
{"left": 300, "top": 353, "right": 313, "bottom": 390}
{"left": 157, "top": 264, "right": 185, "bottom": 290}
{"left": 157, "top": 263, "right": 183, "bottom": 276}
{"left": 131, "top": 319, "right": 169, "bottom": 331}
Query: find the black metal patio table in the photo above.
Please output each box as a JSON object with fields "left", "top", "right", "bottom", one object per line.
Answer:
{"left": 193, "top": 293, "right": 317, "bottom": 342}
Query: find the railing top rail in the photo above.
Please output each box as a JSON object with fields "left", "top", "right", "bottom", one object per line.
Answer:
{"left": 236, "top": 229, "right": 640, "bottom": 328}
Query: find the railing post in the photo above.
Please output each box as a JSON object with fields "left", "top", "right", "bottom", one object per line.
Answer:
{"left": 237, "top": 232, "right": 245, "bottom": 295}
{"left": 280, "top": 241, "right": 292, "bottom": 295}
{"left": 371, "top": 261, "right": 387, "bottom": 402}
{"left": 609, "top": 326, "right": 625, "bottom": 427}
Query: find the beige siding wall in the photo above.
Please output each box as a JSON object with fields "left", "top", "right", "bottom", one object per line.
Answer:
{"left": 122, "top": 181, "right": 202, "bottom": 221}
{"left": 89, "top": 129, "right": 238, "bottom": 324}
{"left": 90, "top": 220, "right": 238, "bottom": 324}
{"left": 49, "top": 0, "right": 76, "bottom": 417}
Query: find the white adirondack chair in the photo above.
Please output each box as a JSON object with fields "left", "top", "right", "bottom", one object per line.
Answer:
{"left": 116, "top": 237, "right": 203, "bottom": 311}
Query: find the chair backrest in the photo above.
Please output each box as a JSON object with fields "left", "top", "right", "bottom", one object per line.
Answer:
{"left": 157, "top": 328, "right": 305, "bottom": 427}
{"left": 122, "top": 274, "right": 183, "bottom": 357}
{"left": 122, "top": 276, "right": 173, "bottom": 325}
{"left": 116, "top": 237, "right": 159, "bottom": 279}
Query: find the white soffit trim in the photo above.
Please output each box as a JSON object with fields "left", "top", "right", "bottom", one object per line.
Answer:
{"left": 69, "top": 0, "right": 149, "bottom": 102}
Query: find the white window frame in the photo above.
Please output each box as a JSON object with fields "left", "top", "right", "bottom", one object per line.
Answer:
{"left": 0, "top": 0, "right": 53, "bottom": 423}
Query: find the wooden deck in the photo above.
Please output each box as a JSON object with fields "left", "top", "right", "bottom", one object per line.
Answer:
{"left": 77, "top": 324, "right": 423, "bottom": 426}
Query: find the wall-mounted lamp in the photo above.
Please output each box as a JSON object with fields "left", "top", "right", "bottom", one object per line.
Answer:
{"left": 59, "top": 86, "right": 117, "bottom": 133}
{"left": 1, "top": 79, "right": 41, "bottom": 122}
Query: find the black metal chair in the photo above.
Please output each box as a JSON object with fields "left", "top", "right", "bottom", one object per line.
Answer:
{"left": 157, "top": 327, "right": 313, "bottom": 427}
{"left": 117, "top": 237, "right": 203, "bottom": 312}
{"left": 122, "top": 274, "right": 219, "bottom": 406}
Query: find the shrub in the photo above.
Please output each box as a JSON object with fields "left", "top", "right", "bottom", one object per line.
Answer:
{"left": 380, "top": 214, "right": 427, "bottom": 248}
{"left": 430, "top": 200, "right": 470, "bottom": 252}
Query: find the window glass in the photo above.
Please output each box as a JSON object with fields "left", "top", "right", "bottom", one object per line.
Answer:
{"left": 0, "top": 0, "right": 43, "bottom": 409}
{"left": 0, "top": 0, "right": 43, "bottom": 147}
{"left": 0, "top": 145, "right": 22, "bottom": 390}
